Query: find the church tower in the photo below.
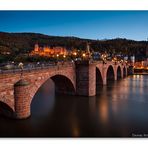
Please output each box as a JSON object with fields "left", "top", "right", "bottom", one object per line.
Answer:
{"left": 86, "top": 42, "right": 90, "bottom": 54}
{"left": 86, "top": 42, "right": 92, "bottom": 59}
{"left": 34, "top": 43, "right": 39, "bottom": 52}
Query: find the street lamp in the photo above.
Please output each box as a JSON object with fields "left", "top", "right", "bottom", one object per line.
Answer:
{"left": 82, "top": 53, "right": 86, "bottom": 57}
{"left": 63, "top": 55, "right": 66, "bottom": 62}
{"left": 82, "top": 53, "right": 86, "bottom": 60}
{"left": 56, "top": 54, "right": 59, "bottom": 62}
{"left": 73, "top": 52, "right": 77, "bottom": 56}
{"left": 18, "top": 62, "right": 24, "bottom": 78}
{"left": 113, "top": 57, "right": 117, "bottom": 65}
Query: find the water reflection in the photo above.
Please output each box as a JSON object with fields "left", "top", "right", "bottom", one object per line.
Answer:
{"left": 99, "top": 98, "right": 109, "bottom": 124}
{"left": 31, "top": 79, "right": 55, "bottom": 117}
{"left": 70, "top": 116, "right": 80, "bottom": 137}
{"left": 0, "top": 75, "right": 148, "bottom": 137}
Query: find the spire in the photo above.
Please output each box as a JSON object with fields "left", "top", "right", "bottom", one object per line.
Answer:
{"left": 34, "top": 43, "right": 39, "bottom": 52}
{"left": 86, "top": 42, "right": 90, "bottom": 54}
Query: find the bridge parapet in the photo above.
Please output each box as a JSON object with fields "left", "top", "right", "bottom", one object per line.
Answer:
{"left": 0, "top": 62, "right": 75, "bottom": 75}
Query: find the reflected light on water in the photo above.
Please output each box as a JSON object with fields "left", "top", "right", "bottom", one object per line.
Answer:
{"left": 140, "top": 79, "right": 144, "bottom": 94}
{"left": 89, "top": 97, "right": 96, "bottom": 115}
{"left": 99, "top": 98, "right": 108, "bottom": 124}
{"left": 72, "top": 126, "right": 80, "bottom": 137}
{"left": 70, "top": 117, "right": 80, "bottom": 137}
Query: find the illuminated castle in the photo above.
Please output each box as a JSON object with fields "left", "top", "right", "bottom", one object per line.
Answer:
{"left": 31, "top": 43, "right": 68, "bottom": 57}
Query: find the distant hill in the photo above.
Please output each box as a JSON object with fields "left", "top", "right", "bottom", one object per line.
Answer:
{"left": 0, "top": 32, "right": 92, "bottom": 53}
{"left": 0, "top": 32, "right": 147, "bottom": 62}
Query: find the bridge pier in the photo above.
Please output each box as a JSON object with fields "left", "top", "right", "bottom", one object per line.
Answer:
{"left": 103, "top": 78, "right": 107, "bottom": 85}
{"left": 14, "top": 79, "right": 31, "bottom": 119}
{"left": 75, "top": 61, "right": 96, "bottom": 96}
{"left": 121, "top": 71, "right": 124, "bottom": 79}
{"left": 114, "top": 74, "right": 117, "bottom": 81}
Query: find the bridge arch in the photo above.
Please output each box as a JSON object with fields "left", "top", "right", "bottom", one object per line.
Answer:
{"left": 117, "top": 66, "right": 122, "bottom": 80}
{"left": 29, "top": 74, "right": 76, "bottom": 117}
{"left": 0, "top": 101, "right": 14, "bottom": 118}
{"left": 106, "top": 65, "right": 115, "bottom": 83}
{"left": 13, "top": 73, "right": 76, "bottom": 119}
{"left": 96, "top": 67, "right": 103, "bottom": 93}
{"left": 30, "top": 73, "right": 76, "bottom": 104}
{"left": 123, "top": 66, "right": 126, "bottom": 77}
{"left": 50, "top": 74, "right": 76, "bottom": 95}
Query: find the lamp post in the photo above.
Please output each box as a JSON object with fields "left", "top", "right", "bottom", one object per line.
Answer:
{"left": 113, "top": 57, "right": 117, "bottom": 65}
{"left": 18, "top": 62, "right": 24, "bottom": 78}
{"left": 72, "top": 51, "right": 77, "bottom": 61}
{"left": 73, "top": 52, "right": 77, "bottom": 56}
{"left": 82, "top": 53, "right": 86, "bottom": 60}
{"left": 56, "top": 54, "right": 59, "bottom": 64}
{"left": 63, "top": 55, "right": 66, "bottom": 59}
{"left": 63, "top": 55, "right": 66, "bottom": 65}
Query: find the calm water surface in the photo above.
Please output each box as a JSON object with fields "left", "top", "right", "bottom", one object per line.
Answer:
{"left": 0, "top": 75, "right": 148, "bottom": 137}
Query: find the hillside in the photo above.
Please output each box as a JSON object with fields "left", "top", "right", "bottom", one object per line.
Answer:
{"left": 0, "top": 32, "right": 147, "bottom": 62}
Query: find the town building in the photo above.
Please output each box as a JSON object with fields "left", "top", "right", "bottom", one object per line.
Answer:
{"left": 134, "top": 60, "right": 148, "bottom": 69}
{"left": 30, "top": 43, "right": 68, "bottom": 57}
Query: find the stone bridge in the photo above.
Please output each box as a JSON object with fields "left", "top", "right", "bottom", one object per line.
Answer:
{"left": 0, "top": 61, "right": 128, "bottom": 119}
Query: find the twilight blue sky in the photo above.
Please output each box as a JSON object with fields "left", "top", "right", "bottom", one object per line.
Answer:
{"left": 0, "top": 11, "right": 148, "bottom": 41}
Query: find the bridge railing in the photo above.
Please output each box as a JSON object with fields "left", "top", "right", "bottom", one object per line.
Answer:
{"left": 0, "top": 61, "right": 75, "bottom": 74}
{"left": 0, "top": 60, "right": 128, "bottom": 74}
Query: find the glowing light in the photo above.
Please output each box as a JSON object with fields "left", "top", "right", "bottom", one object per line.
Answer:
{"left": 137, "top": 75, "right": 140, "bottom": 78}
{"left": 82, "top": 53, "right": 86, "bottom": 57}
{"left": 99, "top": 99, "right": 108, "bottom": 123}
{"left": 114, "top": 57, "right": 117, "bottom": 61}
{"left": 63, "top": 55, "right": 66, "bottom": 58}
{"left": 73, "top": 52, "right": 77, "bottom": 56}
{"left": 56, "top": 54, "right": 59, "bottom": 57}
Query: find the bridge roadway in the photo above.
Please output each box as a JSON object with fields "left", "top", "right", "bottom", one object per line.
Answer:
{"left": 0, "top": 60, "right": 128, "bottom": 119}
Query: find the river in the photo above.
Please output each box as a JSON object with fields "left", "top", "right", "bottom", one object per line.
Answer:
{"left": 0, "top": 74, "right": 148, "bottom": 137}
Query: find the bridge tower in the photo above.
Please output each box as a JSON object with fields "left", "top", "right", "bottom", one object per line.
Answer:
{"left": 14, "top": 79, "right": 31, "bottom": 119}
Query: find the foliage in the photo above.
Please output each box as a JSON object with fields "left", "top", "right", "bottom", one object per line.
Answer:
{"left": 0, "top": 32, "right": 147, "bottom": 63}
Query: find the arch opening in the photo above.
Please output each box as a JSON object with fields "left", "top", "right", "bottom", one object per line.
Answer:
{"left": 31, "top": 74, "right": 76, "bottom": 117}
{"left": 107, "top": 65, "right": 115, "bottom": 83}
{"left": 123, "top": 67, "right": 126, "bottom": 77}
{"left": 0, "top": 101, "right": 14, "bottom": 118}
{"left": 96, "top": 68, "right": 103, "bottom": 94}
{"left": 117, "top": 66, "right": 122, "bottom": 80}
{"left": 51, "top": 75, "right": 75, "bottom": 95}
{"left": 32, "top": 74, "right": 76, "bottom": 100}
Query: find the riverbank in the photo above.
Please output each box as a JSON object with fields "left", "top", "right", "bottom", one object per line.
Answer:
{"left": 134, "top": 69, "right": 148, "bottom": 75}
{"left": 134, "top": 72, "right": 148, "bottom": 75}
